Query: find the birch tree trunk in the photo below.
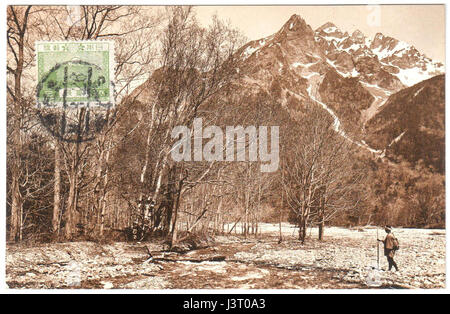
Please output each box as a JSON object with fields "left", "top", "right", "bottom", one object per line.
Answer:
{"left": 99, "top": 148, "right": 111, "bottom": 237}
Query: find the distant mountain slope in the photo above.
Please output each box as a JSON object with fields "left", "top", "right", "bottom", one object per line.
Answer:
{"left": 364, "top": 74, "right": 445, "bottom": 172}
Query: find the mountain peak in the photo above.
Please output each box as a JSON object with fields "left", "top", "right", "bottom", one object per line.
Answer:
{"left": 373, "top": 32, "right": 392, "bottom": 42}
{"left": 274, "top": 13, "right": 314, "bottom": 41}
{"left": 351, "top": 29, "right": 366, "bottom": 43}
{"left": 317, "top": 22, "right": 339, "bottom": 32}
{"left": 280, "top": 14, "right": 309, "bottom": 32}
{"left": 371, "top": 32, "right": 400, "bottom": 51}
{"left": 287, "top": 14, "right": 306, "bottom": 24}
{"left": 352, "top": 29, "right": 364, "bottom": 38}
{"left": 374, "top": 32, "right": 384, "bottom": 38}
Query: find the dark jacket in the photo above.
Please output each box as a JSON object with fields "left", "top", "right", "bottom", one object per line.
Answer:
{"left": 382, "top": 233, "right": 396, "bottom": 257}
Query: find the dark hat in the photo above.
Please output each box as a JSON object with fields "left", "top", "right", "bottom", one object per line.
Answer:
{"left": 385, "top": 225, "right": 392, "bottom": 231}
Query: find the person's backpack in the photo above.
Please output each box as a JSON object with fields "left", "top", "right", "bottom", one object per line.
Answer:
{"left": 392, "top": 234, "right": 400, "bottom": 251}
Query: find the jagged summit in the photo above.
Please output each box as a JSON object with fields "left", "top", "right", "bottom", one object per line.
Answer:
{"left": 286, "top": 14, "right": 306, "bottom": 25}
{"left": 271, "top": 13, "right": 319, "bottom": 54}
{"left": 316, "top": 22, "right": 346, "bottom": 37}
{"left": 317, "top": 22, "right": 338, "bottom": 32}
{"left": 371, "top": 32, "right": 398, "bottom": 49}
{"left": 351, "top": 30, "right": 366, "bottom": 43}
{"left": 288, "top": 14, "right": 303, "bottom": 21}
{"left": 236, "top": 13, "right": 318, "bottom": 63}
{"left": 278, "top": 14, "right": 312, "bottom": 35}
{"left": 373, "top": 32, "right": 385, "bottom": 40}
{"left": 352, "top": 29, "right": 364, "bottom": 36}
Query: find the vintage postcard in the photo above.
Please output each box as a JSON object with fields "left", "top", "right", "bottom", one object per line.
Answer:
{"left": 5, "top": 3, "right": 446, "bottom": 295}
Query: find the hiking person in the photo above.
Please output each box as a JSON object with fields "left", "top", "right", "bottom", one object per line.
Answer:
{"left": 377, "top": 225, "right": 399, "bottom": 271}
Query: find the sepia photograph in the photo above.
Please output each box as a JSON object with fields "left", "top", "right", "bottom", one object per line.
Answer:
{"left": 3, "top": 2, "right": 446, "bottom": 293}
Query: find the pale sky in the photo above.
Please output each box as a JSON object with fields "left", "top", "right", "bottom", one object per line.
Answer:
{"left": 195, "top": 5, "right": 445, "bottom": 64}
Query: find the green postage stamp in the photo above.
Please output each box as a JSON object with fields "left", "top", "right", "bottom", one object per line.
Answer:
{"left": 36, "top": 41, "right": 115, "bottom": 108}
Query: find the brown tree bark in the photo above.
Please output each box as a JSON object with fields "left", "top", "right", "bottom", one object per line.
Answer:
{"left": 52, "top": 141, "right": 61, "bottom": 235}
{"left": 318, "top": 190, "right": 325, "bottom": 241}
{"left": 318, "top": 220, "right": 324, "bottom": 241}
{"left": 169, "top": 177, "right": 184, "bottom": 249}
{"left": 65, "top": 164, "right": 77, "bottom": 239}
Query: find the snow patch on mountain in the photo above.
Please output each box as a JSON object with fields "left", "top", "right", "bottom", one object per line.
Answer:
{"left": 306, "top": 75, "right": 383, "bottom": 156}
{"left": 413, "top": 86, "right": 424, "bottom": 97}
{"left": 323, "top": 26, "right": 338, "bottom": 33}
{"left": 372, "top": 40, "right": 410, "bottom": 60}
{"left": 395, "top": 66, "right": 434, "bottom": 86}
{"left": 326, "top": 59, "right": 359, "bottom": 78}
{"left": 241, "top": 37, "right": 270, "bottom": 61}
{"left": 321, "top": 35, "right": 347, "bottom": 45}
{"left": 242, "top": 46, "right": 258, "bottom": 60}
{"left": 360, "top": 81, "right": 392, "bottom": 97}
{"left": 301, "top": 72, "right": 317, "bottom": 80}
{"left": 292, "top": 60, "right": 319, "bottom": 69}
{"left": 388, "top": 131, "right": 406, "bottom": 148}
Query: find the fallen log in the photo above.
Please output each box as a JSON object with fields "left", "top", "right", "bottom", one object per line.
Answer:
{"left": 142, "top": 244, "right": 225, "bottom": 263}
{"left": 145, "top": 255, "right": 226, "bottom": 264}
{"left": 155, "top": 255, "right": 226, "bottom": 263}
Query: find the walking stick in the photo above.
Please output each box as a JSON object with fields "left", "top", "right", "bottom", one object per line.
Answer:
{"left": 377, "top": 227, "right": 380, "bottom": 270}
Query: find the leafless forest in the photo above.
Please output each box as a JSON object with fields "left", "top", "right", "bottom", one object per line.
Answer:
{"left": 6, "top": 5, "right": 445, "bottom": 289}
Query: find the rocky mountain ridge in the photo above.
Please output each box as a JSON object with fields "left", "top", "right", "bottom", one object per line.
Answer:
{"left": 232, "top": 14, "right": 444, "bottom": 166}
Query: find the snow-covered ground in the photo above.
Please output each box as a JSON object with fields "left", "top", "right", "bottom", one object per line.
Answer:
{"left": 227, "top": 223, "right": 446, "bottom": 288}
{"left": 6, "top": 224, "right": 445, "bottom": 289}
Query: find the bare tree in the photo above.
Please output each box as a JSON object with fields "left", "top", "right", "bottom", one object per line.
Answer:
{"left": 281, "top": 103, "right": 365, "bottom": 243}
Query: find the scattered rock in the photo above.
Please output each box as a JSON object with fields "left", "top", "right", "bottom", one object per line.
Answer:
{"left": 101, "top": 281, "right": 114, "bottom": 289}
{"left": 124, "top": 277, "right": 169, "bottom": 289}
